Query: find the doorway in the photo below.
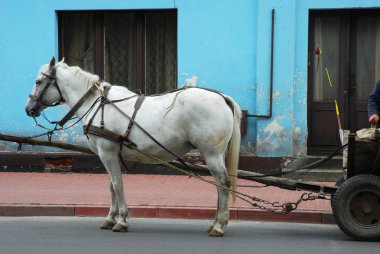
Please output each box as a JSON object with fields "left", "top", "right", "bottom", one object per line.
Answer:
{"left": 308, "top": 10, "right": 380, "bottom": 154}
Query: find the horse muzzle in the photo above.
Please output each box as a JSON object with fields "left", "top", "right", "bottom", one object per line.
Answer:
{"left": 25, "top": 103, "right": 41, "bottom": 117}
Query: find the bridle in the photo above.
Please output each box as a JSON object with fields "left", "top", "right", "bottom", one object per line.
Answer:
{"left": 25, "top": 73, "right": 102, "bottom": 142}
{"left": 28, "top": 71, "right": 65, "bottom": 109}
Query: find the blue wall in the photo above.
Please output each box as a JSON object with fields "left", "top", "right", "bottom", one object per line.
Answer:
{"left": 1, "top": 0, "right": 380, "bottom": 156}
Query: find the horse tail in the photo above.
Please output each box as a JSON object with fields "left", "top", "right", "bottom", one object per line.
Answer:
{"left": 224, "top": 96, "right": 241, "bottom": 200}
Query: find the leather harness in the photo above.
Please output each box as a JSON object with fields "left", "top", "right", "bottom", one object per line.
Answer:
{"left": 82, "top": 85, "right": 234, "bottom": 169}
{"left": 30, "top": 75, "right": 232, "bottom": 171}
{"left": 82, "top": 85, "right": 146, "bottom": 168}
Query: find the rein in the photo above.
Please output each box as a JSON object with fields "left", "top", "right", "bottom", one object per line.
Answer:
{"left": 57, "top": 81, "right": 101, "bottom": 127}
{"left": 28, "top": 93, "right": 103, "bottom": 143}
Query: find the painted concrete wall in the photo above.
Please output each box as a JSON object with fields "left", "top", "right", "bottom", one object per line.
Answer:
{"left": 254, "top": 0, "right": 380, "bottom": 157}
{"left": 1, "top": 0, "right": 380, "bottom": 157}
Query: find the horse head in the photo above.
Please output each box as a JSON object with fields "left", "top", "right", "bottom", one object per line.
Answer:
{"left": 25, "top": 56, "right": 65, "bottom": 117}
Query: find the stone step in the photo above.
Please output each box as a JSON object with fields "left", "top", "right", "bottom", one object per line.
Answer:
{"left": 282, "top": 156, "right": 344, "bottom": 182}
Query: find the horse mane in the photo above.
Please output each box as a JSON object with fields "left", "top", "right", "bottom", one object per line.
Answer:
{"left": 57, "top": 62, "right": 101, "bottom": 91}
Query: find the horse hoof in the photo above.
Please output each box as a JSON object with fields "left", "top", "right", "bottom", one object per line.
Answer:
{"left": 208, "top": 228, "right": 224, "bottom": 237}
{"left": 112, "top": 223, "right": 128, "bottom": 232}
{"left": 100, "top": 220, "right": 115, "bottom": 230}
{"left": 207, "top": 225, "right": 214, "bottom": 233}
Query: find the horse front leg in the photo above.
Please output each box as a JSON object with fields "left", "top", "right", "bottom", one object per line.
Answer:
{"left": 100, "top": 179, "right": 118, "bottom": 230}
{"left": 99, "top": 149, "right": 129, "bottom": 232}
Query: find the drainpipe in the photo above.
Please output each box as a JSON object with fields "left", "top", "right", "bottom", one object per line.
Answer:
{"left": 241, "top": 9, "right": 275, "bottom": 135}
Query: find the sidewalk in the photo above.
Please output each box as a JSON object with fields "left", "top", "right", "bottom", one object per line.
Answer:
{"left": 0, "top": 172, "right": 334, "bottom": 224}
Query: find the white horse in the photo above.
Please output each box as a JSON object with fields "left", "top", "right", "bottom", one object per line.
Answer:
{"left": 25, "top": 57, "right": 241, "bottom": 237}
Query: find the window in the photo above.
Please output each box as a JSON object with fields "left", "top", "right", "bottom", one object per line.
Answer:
{"left": 312, "top": 16, "right": 340, "bottom": 102}
{"left": 58, "top": 10, "right": 177, "bottom": 94}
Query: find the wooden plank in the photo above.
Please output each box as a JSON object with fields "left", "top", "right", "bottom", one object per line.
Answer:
{"left": 0, "top": 133, "right": 336, "bottom": 194}
{"left": 169, "top": 161, "right": 337, "bottom": 194}
{"left": 0, "top": 133, "right": 94, "bottom": 154}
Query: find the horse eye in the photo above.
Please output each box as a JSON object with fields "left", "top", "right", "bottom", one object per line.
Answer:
{"left": 36, "top": 80, "right": 42, "bottom": 85}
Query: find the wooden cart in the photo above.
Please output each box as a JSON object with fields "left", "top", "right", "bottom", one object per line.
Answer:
{"left": 330, "top": 133, "right": 380, "bottom": 241}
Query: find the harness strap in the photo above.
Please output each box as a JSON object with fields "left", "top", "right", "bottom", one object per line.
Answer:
{"left": 105, "top": 99, "right": 193, "bottom": 171}
{"left": 82, "top": 87, "right": 202, "bottom": 173}
{"left": 84, "top": 92, "right": 190, "bottom": 169}
{"left": 83, "top": 91, "right": 145, "bottom": 171}
{"left": 124, "top": 95, "right": 145, "bottom": 138}
{"left": 100, "top": 86, "right": 111, "bottom": 128}
{"left": 119, "top": 94, "right": 145, "bottom": 170}
{"left": 83, "top": 125, "right": 137, "bottom": 148}
{"left": 84, "top": 101, "right": 103, "bottom": 136}
{"left": 58, "top": 81, "right": 100, "bottom": 127}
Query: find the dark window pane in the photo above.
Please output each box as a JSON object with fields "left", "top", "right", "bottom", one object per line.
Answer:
{"left": 355, "top": 16, "right": 380, "bottom": 101}
{"left": 313, "top": 17, "right": 340, "bottom": 102}
{"left": 145, "top": 12, "right": 177, "bottom": 94}
{"left": 61, "top": 13, "right": 95, "bottom": 73}
{"left": 104, "top": 13, "right": 137, "bottom": 91}
{"left": 59, "top": 11, "right": 177, "bottom": 94}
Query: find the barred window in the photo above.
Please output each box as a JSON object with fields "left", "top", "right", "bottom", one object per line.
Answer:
{"left": 58, "top": 10, "right": 177, "bottom": 94}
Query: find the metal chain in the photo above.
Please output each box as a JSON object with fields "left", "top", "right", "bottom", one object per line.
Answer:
{"left": 254, "top": 192, "right": 331, "bottom": 214}
{"left": 126, "top": 144, "right": 330, "bottom": 214}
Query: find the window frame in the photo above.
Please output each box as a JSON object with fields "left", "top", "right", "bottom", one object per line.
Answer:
{"left": 57, "top": 9, "right": 178, "bottom": 93}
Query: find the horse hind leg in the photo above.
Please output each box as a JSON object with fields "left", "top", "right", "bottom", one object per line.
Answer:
{"left": 205, "top": 154, "right": 231, "bottom": 237}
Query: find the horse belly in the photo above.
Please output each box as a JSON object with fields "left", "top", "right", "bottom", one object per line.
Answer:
{"left": 122, "top": 139, "right": 193, "bottom": 164}
{"left": 122, "top": 123, "right": 193, "bottom": 164}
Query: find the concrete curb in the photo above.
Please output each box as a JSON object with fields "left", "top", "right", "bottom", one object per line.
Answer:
{"left": 0, "top": 205, "right": 335, "bottom": 224}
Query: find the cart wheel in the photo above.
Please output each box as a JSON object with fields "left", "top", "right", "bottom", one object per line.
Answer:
{"left": 332, "top": 174, "right": 380, "bottom": 241}
{"left": 335, "top": 176, "right": 346, "bottom": 186}
{"left": 331, "top": 176, "right": 346, "bottom": 207}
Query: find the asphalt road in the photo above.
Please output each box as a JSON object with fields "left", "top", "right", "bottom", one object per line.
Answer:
{"left": 0, "top": 217, "right": 378, "bottom": 254}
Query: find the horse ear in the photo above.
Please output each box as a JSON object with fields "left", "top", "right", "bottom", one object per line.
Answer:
{"left": 49, "top": 56, "right": 56, "bottom": 69}
{"left": 59, "top": 58, "right": 65, "bottom": 64}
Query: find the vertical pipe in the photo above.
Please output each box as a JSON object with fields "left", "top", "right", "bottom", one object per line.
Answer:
{"left": 246, "top": 8, "right": 274, "bottom": 118}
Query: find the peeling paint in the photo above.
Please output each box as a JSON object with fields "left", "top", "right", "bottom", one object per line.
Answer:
{"left": 294, "top": 126, "right": 301, "bottom": 137}
{"left": 73, "top": 135, "right": 88, "bottom": 143}
{"left": 263, "top": 115, "right": 285, "bottom": 135}
{"left": 57, "top": 132, "right": 69, "bottom": 142}
{"left": 293, "top": 126, "right": 307, "bottom": 156}
{"left": 185, "top": 75, "right": 198, "bottom": 87}
{"left": 291, "top": 69, "right": 308, "bottom": 156}
{"left": 257, "top": 115, "right": 290, "bottom": 153}
{"left": 256, "top": 111, "right": 306, "bottom": 157}
{"left": 273, "top": 90, "right": 281, "bottom": 99}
